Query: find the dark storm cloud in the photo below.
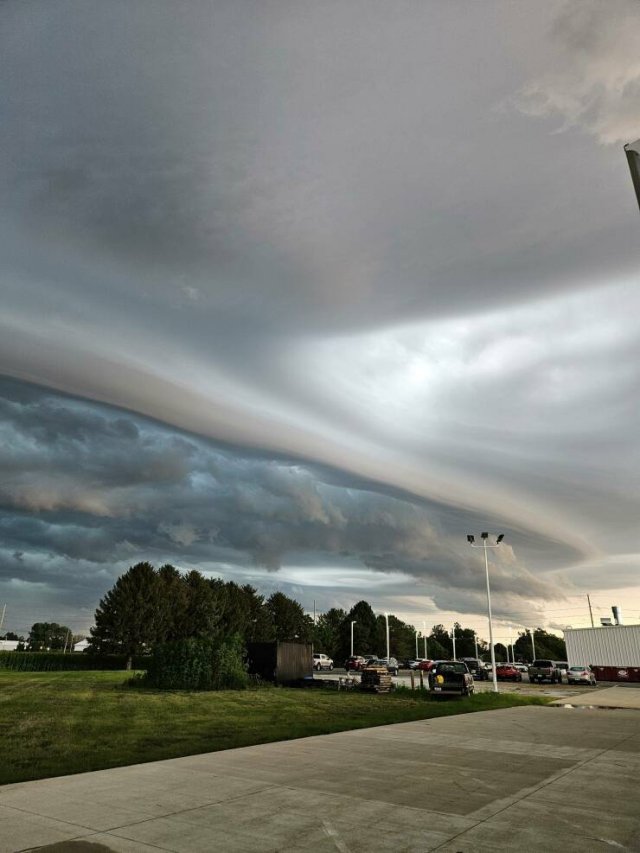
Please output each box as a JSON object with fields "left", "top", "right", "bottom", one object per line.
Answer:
{"left": 0, "top": 379, "right": 568, "bottom": 632}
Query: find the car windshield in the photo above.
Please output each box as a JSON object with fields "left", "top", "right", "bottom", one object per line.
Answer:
{"left": 532, "top": 661, "right": 553, "bottom": 667}
{"left": 569, "top": 666, "right": 586, "bottom": 671}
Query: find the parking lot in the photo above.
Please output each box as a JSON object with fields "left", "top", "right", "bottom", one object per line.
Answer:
{"left": 316, "top": 668, "right": 623, "bottom": 700}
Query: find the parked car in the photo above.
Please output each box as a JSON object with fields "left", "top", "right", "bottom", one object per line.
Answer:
{"left": 369, "top": 657, "right": 399, "bottom": 675}
{"left": 495, "top": 663, "right": 522, "bottom": 682}
{"left": 417, "top": 659, "right": 435, "bottom": 672}
{"left": 528, "top": 659, "right": 562, "bottom": 684}
{"left": 513, "top": 663, "right": 529, "bottom": 673}
{"left": 555, "top": 661, "right": 569, "bottom": 683}
{"left": 460, "top": 658, "right": 489, "bottom": 680}
{"left": 313, "top": 653, "right": 334, "bottom": 671}
{"left": 344, "top": 655, "right": 366, "bottom": 671}
{"left": 428, "top": 661, "right": 474, "bottom": 696}
{"left": 567, "top": 665, "right": 597, "bottom": 686}
{"left": 403, "top": 659, "right": 423, "bottom": 670}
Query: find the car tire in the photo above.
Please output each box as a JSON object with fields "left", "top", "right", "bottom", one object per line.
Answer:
{"left": 329, "top": 664, "right": 334, "bottom": 671}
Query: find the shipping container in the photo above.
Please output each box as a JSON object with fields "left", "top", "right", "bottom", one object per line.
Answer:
{"left": 246, "top": 641, "right": 313, "bottom": 684}
{"left": 564, "top": 625, "right": 640, "bottom": 683}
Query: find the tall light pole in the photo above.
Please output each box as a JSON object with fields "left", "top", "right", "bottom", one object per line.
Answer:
{"left": 422, "top": 621, "right": 428, "bottom": 659}
{"left": 350, "top": 621, "right": 357, "bottom": 656}
{"left": 384, "top": 613, "right": 390, "bottom": 660}
{"left": 529, "top": 628, "right": 536, "bottom": 662}
{"left": 451, "top": 624, "right": 457, "bottom": 660}
{"left": 415, "top": 630, "right": 419, "bottom": 658}
{"left": 474, "top": 631, "right": 479, "bottom": 661}
{"left": 467, "top": 532, "right": 504, "bottom": 693}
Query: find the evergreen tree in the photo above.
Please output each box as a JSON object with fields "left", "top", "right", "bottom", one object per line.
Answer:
{"left": 157, "top": 564, "right": 189, "bottom": 642}
{"left": 183, "top": 570, "right": 220, "bottom": 639}
{"left": 266, "top": 592, "right": 313, "bottom": 642}
{"left": 313, "top": 608, "right": 346, "bottom": 659}
{"left": 341, "top": 601, "right": 379, "bottom": 659}
{"left": 89, "top": 562, "right": 163, "bottom": 668}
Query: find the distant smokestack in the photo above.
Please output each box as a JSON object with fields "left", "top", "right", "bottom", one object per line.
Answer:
{"left": 612, "top": 606, "right": 623, "bottom": 626}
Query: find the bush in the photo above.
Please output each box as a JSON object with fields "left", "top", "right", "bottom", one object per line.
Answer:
{"left": 143, "top": 636, "right": 248, "bottom": 690}
{"left": 0, "top": 652, "right": 149, "bottom": 672}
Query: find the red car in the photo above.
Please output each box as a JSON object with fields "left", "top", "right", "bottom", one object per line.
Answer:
{"left": 344, "top": 656, "right": 366, "bottom": 671}
{"left": 417, "top": 659, "right": 435, "bottom": 672}
{"left": 496, "top": 664, "right": 522, "bottom": 682}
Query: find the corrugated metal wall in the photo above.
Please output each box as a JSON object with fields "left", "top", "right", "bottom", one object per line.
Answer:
{"left": 564, "top": 625, "right": 640, "bottom": 668}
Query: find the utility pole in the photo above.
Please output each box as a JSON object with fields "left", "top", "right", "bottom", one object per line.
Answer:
{"left": 422, "top": 621, "right": 428, "bottom": 659}
{"left": 587, "top": 594, "right": 594, "bottom": 628}
{"left": 452, "top": 624, "right": 457, "bottom": 660}
{"left": 474, "top": 632, "right": 479, "bottom": 661}
{"left": 0, "top": 603, "right": 6, "bottom": 637}
{"left": 415, "top": 630, "right": 419, "bottom": 658}
{"left": 350, "top": 621, "right": 357, "bottom": 656}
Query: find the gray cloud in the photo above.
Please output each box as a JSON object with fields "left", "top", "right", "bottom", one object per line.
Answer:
{"left": 513, "top": 0, "right": 640, "bottom": 144}
{"left": 1, "top": 2, "right": 639, "bottom": 635}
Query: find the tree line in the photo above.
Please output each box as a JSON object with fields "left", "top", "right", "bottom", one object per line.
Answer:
{"left": 4, "top": 561, "right": 566, "bottom": 665}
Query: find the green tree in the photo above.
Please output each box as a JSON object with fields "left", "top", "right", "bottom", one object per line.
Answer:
{"left": 267, "top": 592, "right": 313, "bottom": 642}
{"left": 183, "top": 570, "right": 220, "bottom": 639}
{"left": 89, "top": 562, "right": 163, "bottom": 668}
{"left": 429, "top": 624, "right": 453, "bottom": 657}
{"left": 27, "top": 622, "right": 72, "bottom": 651}
{"left": 313, "top": 608, "right": 346, "bottom": 660}
{"left": 242, "top": 585, "right": 274, "bottom": 642}
{"left": 493, "top": 643, "right": 508, "bottom": 662}
{"left": 157, "top": 564, "right": 189, "bottom": 642}
{"left": 375, "top": 614, "right": 417, "bottom": 660}
{"left": 341, "top": 601, "right": 379, "bottom": 659}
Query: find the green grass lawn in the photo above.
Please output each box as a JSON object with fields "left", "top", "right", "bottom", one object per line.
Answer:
{"left": 0, "top": 670, "right": 550, "bottom": 785}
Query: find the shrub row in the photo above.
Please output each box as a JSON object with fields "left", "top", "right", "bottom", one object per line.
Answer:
{"left": 143, "top": 635, "right": 249, "bottom": 690}
{"left": 0, "top": 652, "right": 149, "bottom": 672}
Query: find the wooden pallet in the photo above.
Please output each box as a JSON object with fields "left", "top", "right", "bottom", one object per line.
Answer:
{"left": 359, "top": 665, "right": 393, "bottom": 693}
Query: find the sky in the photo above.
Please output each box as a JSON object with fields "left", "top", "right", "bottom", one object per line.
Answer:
{"left": 1, "top": 0, "right": 640, "bottom": 641}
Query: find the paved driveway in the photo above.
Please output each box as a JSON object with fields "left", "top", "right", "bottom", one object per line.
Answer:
{"left": 1, "top": 704, "right": 639, "bottom": 852}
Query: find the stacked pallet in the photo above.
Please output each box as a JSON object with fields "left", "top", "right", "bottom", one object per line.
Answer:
{"left": 359, "top": 664, "right": 392, "bottom": 693}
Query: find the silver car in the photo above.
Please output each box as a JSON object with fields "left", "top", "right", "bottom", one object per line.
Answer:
{"left": 567, "top": 665, "right": 596, "bottom": 686}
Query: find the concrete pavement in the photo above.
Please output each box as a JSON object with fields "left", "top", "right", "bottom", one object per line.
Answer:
{"left": 1, "top": 705, "right": 639, "bottom": 852}
{"left": 551, "top": 684, "right": 640, "bottom": 710}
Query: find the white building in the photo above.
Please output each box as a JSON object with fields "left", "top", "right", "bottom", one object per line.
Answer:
{"left": 564, "top": 625, "right": 640, "bottom": 683}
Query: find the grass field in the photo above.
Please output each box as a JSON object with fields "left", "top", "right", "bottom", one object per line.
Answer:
{"left": 0, "top": 671, "right": 550, "bottom": 786}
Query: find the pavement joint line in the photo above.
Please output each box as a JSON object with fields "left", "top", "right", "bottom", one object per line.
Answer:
{"left": 1, "top": 781, "right": 284, "bottom": 839}
{"left": 427, "top": 719, "right": 640, "bottom": 852}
